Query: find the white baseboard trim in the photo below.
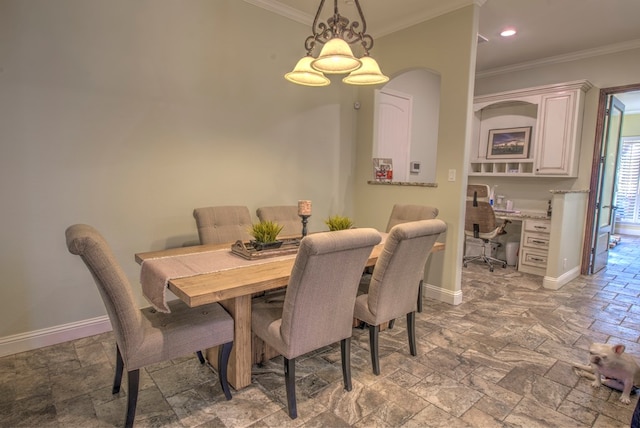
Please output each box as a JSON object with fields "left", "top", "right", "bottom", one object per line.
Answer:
{"left": 0, "top": 316, "right": 112, "bottom": 358}
{"left": 423, "top": 282, "right": 463, "bottom": 305}
{"left": 543, "top": 266, "right": 581, "bottom": 290}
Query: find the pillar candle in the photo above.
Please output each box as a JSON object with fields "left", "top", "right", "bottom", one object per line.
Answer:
{"left": 298, "top": 200, "right": 312, "bottom": 216}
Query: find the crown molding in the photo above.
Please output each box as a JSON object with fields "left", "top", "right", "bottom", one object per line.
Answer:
{"left": 243, "top": 0, "right": 483, "bottom": 37}
{"left": 242, "top": 0, "right": 311, "bottom": 25}
{"left": 476, "top": 38, "right": 640, "bottom": 79}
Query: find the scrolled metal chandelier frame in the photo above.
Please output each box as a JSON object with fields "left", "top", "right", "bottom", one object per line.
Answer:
{"left": 285, "top": 0, "right": 389, "bottom": 87}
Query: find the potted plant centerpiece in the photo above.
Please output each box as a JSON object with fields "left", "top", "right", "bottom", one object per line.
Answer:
{"left": 249, "top": 220, "right": 284, "bottom": 250}
{"left": 324, "top": 215, "right": 354, "bottom": 231}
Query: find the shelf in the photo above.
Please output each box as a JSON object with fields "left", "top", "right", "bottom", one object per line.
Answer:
{"left": 469, "top": 161, "right": 535, "bottom": 176}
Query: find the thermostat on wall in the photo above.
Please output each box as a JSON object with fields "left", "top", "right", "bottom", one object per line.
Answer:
{"left": 410, "top": 161, "right": 421, "bottom": 173}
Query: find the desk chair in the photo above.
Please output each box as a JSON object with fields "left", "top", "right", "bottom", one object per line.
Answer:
{"left": 354, "top": 219, "right": 447, "bottom": 375}
{"left": 463, "top": 185, "right": 509, "bottom": 272}
{"left": 384, "top": 204, "right": 439, "bottom": 315}
{"left": 256, "top": 205, "right": 301, "bottom": 237}
{"left": 251, "top": 228, "right": 381, "bottom": 419}
{"left": 65, "top": 224, "right": 234, "bottom": 428}
{"left": 193, "top": 205, "right": 253, "bottom": 244}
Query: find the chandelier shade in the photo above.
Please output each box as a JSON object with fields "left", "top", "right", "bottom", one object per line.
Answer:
{"left": 311, "top": 38, "right": 362, "bottom": 74}
{"left": 285, "top": 56, "right": 331, "bottom": 86}
{"left": 284, "top": 0, "right": 388, "bottom": 87}
{"left": 342, "top": 56, "right": 389, "bottom": 85}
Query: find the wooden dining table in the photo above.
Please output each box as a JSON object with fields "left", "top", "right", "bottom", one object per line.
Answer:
{"left": 135, "top": 236, "right": 444, "bottom": 390}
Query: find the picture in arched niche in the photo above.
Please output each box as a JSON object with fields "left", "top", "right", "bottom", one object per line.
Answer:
{"left": 373, "top": 68, "right": 440, "bottom": 183}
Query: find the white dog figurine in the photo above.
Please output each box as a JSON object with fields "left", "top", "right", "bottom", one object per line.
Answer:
{"left": 573, "top": 343, "right": 640, "bottom": 404}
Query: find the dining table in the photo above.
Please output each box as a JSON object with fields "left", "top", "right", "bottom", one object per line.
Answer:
{"left": 135, "top": 234, "right": 444, "bottom": 390}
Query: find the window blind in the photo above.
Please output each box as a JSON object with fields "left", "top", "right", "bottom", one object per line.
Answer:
{"left": 616, "top": 137, "right": 640, "bottom": 223}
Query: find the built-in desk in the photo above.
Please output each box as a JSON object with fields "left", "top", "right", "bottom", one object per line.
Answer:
{"left": 489, "top": 189, "right": 589, "bottom": 289}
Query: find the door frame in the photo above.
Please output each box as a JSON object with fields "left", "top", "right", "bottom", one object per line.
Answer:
{"left": 581, "top": 83, "right": 640, "bottom": 274}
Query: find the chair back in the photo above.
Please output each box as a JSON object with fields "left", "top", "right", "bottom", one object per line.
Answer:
{"left": 280, "top": 228, "right": 381, "bottom": 358}
{"left": 367, "top": 219, "right": 447, "bottom": 322}
{"left": 385, "top": 204, "right": 439, "bottom": 232}
{"left": 193, "top": 206, "right": 253, "bottom": 244}
{"left": 464, "top": 185, "right": 498, "bottom": 238}
{"left": 256, "top": 205, "right": 300, "bottom": 237}
{"left": 65, "top": 224, "right": 143, "bottom": 358}
{"left": 466, "top": 184, "right": 490, "bottom": 201}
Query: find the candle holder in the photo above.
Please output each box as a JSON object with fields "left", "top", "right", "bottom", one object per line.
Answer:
{"left": 299, "top": 215, "right": 311, "bottom": 237}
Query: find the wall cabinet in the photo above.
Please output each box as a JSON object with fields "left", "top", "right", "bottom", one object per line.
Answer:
{"left": 470, "top": 80, "right": 592, "bottom": 177}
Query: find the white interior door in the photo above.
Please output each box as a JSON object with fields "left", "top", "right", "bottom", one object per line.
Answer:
{"left": 373, "top": 89, "right": 413, "bottom": 182}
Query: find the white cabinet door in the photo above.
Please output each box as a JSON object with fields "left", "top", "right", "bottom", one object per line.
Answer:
{"left": 534, "top": 92, "right": 578, "bottom": 176}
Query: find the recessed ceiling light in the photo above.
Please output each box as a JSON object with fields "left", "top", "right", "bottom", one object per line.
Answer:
{"left": 500, "top": 27, "right": 517, "bottom": 37}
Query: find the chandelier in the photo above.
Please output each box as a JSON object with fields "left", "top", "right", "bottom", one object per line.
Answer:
{"left": 285, "top": 0, "right": 389, "bottom": 87}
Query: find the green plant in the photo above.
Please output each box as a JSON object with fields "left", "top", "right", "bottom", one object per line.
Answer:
{"left": 324, "top": 215, "right": 353, "bottom": 231}
{"left": 249, "top": 221, "right": 283, "bottom": 243}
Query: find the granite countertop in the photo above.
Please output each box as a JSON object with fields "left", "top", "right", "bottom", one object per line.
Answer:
{"left": 549, "top": 189, "right": 590, "bottom": 194}
{"left": 494, "top": 210, "right": 550, "bottom": 220}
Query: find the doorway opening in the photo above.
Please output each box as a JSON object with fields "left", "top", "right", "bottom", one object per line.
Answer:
{"left": 581, "top": 83, "right": 640, "bottom": 275}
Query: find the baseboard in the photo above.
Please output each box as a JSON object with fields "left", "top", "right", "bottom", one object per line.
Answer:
{"left": 423, "top": 282, "right": 463, "bottom": 305}
{"left": 0, "top": 316, "right": 112, "bottom": 358}
{"left": 543, "top": 266, "right": 581, "bottom": 290}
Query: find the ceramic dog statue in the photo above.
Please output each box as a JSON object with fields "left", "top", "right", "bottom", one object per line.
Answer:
{"left": 573, "top": 343, "right": 640, "bottom": 404}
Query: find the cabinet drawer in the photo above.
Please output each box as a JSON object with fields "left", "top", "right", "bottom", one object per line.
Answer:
{"left": 520, "top": 248, "right": 548, "bottom": 269}
{"left": 522, "top": 232, "right": 550, "bottom": 250}
{"left": 524, "top": 219, "right": 551, "bottom": 234}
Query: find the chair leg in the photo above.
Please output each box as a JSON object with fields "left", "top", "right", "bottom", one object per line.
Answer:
{"left": 388, "top": 319, "right": 395, "bottom": 329}
{"left": 368, "top": 324, "right": 380, "bottom": 375}
{"left": 417, "top": 279, "right": 423, "bottom": 312}
{"left": 340, "top": 338, "right": 352, "bottom": 391}
{"left": 196, "top": 350, "right": 205, "bottom": 364}
{"left": 217, "top": 342, "right": 233, "bottom": 400}
{"left": 113, "top": 345, "right": 124, "bottom": 394}
{"left": 125, "top": 369, "right": 139, "bottom": 428}
{"left": 284, "top": 357, "right": 297, "bottom": 419}
{"left": 407, "top": 311, "right": 417, "bottom": 356}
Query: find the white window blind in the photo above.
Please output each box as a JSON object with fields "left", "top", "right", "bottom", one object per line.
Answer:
{"left": 616, "top": 137, "right": 640, "bottom": 223}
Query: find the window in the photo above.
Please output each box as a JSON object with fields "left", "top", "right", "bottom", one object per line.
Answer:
{"left": 616, "top": 137, "right": 640, "bottom": 223}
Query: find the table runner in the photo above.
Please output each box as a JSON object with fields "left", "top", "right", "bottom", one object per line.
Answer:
{"left": 140, "top": 249, "right": 296, "bottom": 313}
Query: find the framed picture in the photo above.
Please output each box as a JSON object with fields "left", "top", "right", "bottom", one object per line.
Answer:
{"left": 373, "top": 158, "right": 393, "bottom": 182}
{"left": 486, "top": 126, "right": 532, "bottom": 159}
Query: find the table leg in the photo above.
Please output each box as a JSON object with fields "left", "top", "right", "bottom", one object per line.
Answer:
{"left": 207, "top": 295, "right": 252, "bottom": 390}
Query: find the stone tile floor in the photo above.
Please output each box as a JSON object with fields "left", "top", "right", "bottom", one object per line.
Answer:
{"left": 2, "top": 235, "right": 640, "bottom": 427}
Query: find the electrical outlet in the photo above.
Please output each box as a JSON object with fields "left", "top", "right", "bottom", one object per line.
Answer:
{"left": 448, "top": 169, "right": 456, "bottom": 181}
{"left": 563, "top": 258, "right": 567, "bottom": 269}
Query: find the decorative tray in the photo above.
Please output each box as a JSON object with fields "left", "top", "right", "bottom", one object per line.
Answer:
{"left": 231, "top": 238, "right": 301, "bottom": 260}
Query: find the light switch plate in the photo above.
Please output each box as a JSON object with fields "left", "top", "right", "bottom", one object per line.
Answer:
{"left": 448, "top": 169, "right": 456, "bottom": 181}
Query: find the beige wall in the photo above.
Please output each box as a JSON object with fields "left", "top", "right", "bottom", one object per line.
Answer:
{"left": 354, "top": 5, "right": 480, "bottom": 304}
{"left": 623, "top": 113, "right": 640, "bottom": 136}
{"left": 0, "top": 0, "right": 359, "bottom": 341}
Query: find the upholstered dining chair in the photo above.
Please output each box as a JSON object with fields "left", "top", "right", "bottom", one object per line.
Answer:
{"left": 463, "top": 184, "right": 509, "bottom": 272}
{"left": 193, "top": 205, "right": 253, "bottom": 244}
{"left": 384, "top": 204, "right": 440, "bottom": 315}
{"left": 65, "top": 224, "right": 234, "bottom": 428}
{"left": 354, "top": 219, "right": 447, "bottom": 375}
{"left": 256, "top": 205, "right": 301, "bottom": 237}
{"left": 251, "top": 228, "right": 382, "bottom": 419}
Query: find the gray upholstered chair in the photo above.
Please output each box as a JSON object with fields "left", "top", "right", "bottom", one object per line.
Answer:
{"left": 385, "top": 204, "right": 439, "bottom": 232}
{"left": 251, "top": 228, "right": 382, "bottom": 419}
{"left": 463, "top": 184, "right": 509, "bottom": 271}
{"left": 384, "top": 204, "right": 439, "bottom": 314}
{"left": 256, "top": 205, "right": 301, "bottom": 237}
{"left": 354, "top": 219, "right": 447, "bottom": 375}
{"left": 65, "top": 224, "right": 234, "bottom": 428}
{"left": 193, "top": 205, "right": 253, "bottom": 244}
